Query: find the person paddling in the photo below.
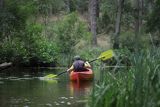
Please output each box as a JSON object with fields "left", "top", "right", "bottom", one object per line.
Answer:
{"left": 67, "top": 55, "right": 91, "bottom": 73}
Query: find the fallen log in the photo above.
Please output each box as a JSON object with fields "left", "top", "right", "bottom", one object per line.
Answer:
{"left": 0, "top": 62, "right": 12, "bottom": 71}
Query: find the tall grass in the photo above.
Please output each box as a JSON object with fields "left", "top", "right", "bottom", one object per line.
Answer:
{"left": 88, "top": 49, "right": 160, "bottom": 107}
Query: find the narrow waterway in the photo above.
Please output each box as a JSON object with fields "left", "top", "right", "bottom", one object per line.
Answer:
{"left": 0, "top": 67, "right": 93, "bottom": 107}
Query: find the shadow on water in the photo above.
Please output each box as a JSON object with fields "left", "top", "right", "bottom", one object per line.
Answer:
{"left": 0, "top": 67, "right": 93, "bottom": 107}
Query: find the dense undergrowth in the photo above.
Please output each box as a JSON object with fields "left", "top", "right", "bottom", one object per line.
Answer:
{"left": 0, "top": 12, "right": 91, "bottom": 67}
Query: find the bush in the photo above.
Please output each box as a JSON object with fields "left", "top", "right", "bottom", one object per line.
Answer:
{"left": 0, "top": 23, "right": 59, "bottom": 66}
{"left": 97, "top": 11, "right": 112, "bottom": 33}
{"left": 53, "top": 12, "right": 91, "bottom": 53}
{"left": 119, "top": 31, "right": 151, "bottom": 50}
{"left": 23, "top": 23, "right": 59, "bottom": 65}
{"left": 0, "top": 38, "right": 28, "bottom": 63}
{"left": 0, "top": 0, "right": 36, "bottom": 39}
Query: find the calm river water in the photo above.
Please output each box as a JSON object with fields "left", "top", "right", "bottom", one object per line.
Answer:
{"left": 0, "top": 67, "right": 93, "bottom": 107}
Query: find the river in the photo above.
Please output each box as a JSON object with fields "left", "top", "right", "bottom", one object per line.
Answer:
{"left": 0, "top": 67, "right": 93, "bottom": 107}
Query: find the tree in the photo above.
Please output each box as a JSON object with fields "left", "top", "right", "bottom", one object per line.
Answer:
{"left": 147, "top": 0, "right": 160, "bottom": 33}
{"left": 146, "top": 0, "right": 160, "bottom": 46}
{"left": 96, "top": 0, "right": 100, "bottom": 17}
{"left": 113, "top": 0, "right": 124, "bottom": 49}
{"left": 139, "top": 0, "right": 143, "bottom": 28}
{"left": 133, "top": 0, "right": 144, "bottom": 49}
{"left": 89, "top": 0, "right": 98, "bottom": 46}
{"left": 147, "top": 0, "right": 154, "bottom": 14}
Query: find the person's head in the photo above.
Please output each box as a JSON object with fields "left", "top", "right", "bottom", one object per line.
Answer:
{"left": 74, "top": 55, "right": 81, "bottom": 61}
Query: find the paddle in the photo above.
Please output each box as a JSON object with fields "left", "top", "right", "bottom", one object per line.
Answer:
{"left": 89, "top": 49, "right": 114, "bottom": 63}
{"left": 44, "top": 71, "right": 67, "bottom": 78}
{"left": 44, "top": 49, "right": 114, "bottom": 79}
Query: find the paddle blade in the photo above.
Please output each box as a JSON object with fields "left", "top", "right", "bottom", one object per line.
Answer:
{"left": 98, "top": 49, "right": 114, "bottom": 61}
{"left": 44, "top": 74, "right": 57, "bottom": 78}
{"left": 39, "top": 77, "right": 58, "bottom": 83}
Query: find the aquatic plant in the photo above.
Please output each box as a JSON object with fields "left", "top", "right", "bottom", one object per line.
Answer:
{"left": 89, "top": 48, "right": 160, "bottom": 107}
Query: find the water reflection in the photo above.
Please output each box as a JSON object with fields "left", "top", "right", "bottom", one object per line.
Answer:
{"left": 0, "top": 68, "right": 92, "bottom": 107}
{"left": 69, "top": 81, "right": 92, "bottom": 96}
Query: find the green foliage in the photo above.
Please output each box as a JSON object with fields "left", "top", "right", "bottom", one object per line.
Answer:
{"left": 67, "top": 0, "right": 89, "bottom": 13}
{"left": 75, "top": 47, "right": 104, "bottom": 61}
{"left": 119, "top": 31, "right": 135, "bottom": 49}
{"left": 69, "top": 0, "right": 77, "bottom": 12}
{"left": 0, "top": 1, "right": 92, "bottom": 66}
{"left": 89, "top": 49, "right": 160, "bottom": 107}
{"left": 23, "top": 23, "right": 59, "bottom": 63}
{"left": 53, "top": 12, "right": 91, "bottom": 53}
{"left": 0, "top": 0, "right": 36, "bottom": 39}
{"left": 76, "top": 0, "right": 89, "bottom": 13}
{"left": 33, "top": 0, "right": 65, "bottom": 15}
{"left": 97, "top": 11, "right": 112, "bottom": 33}
{"left": 122, "top": 1, "right": 134, "bottom": 29}
{"left": 33, "top": 39, "right": 59, "bottom": 63}
{"left": 119, "top": 31, "right": 151, "bottom": 50}
{"left": 51, "top": 0, "right": 65, "bottom": 14}
{"left": 2, "top": 0, "right": 160, "bottom": 68}
{"left": 0, "top": 9, "right": 16, "bottom": 38}
{"left": 0, "top": 23, "right": 59, "bottom": 65}
{"left": 100, "top": 0, "right": 117, "bottom": 23}
{"left": 75, "top": 47, "right": 105, "bottom": 67}
{"left": 0, "top": 38, "right": 28, "bottom": 63}
{"left": 146, "top": 0, "right": 160, "bottom": 33}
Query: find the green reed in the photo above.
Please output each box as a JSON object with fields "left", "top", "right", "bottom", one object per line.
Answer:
{"left": 88, "top": 49, "right": 160, "bottom": 107}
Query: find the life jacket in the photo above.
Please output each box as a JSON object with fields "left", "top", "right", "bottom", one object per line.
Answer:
{"left": 73, "top": 60, "right": 85, "bottom": 71}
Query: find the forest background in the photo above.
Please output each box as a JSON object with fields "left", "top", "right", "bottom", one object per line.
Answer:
{"left": 1, "top": 0, "right": 160, "bottom": 107}
{"left": 0, "top": 0, "right": 159, "bottom": 67}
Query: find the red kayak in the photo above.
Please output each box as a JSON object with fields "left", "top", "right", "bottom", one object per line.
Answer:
{"left": 70, "top": 68, "right": 94, "bottom": 81}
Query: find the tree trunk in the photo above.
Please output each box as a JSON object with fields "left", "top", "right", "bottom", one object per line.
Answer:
{"left": 134, "top": 0, "right": 140, "bottom": 40}
{"left": 148, "top": 0, "right": 153, "bottom": 14}
{"left": 0, "top": 62, "right": 12, "bottom": 71}
{"left": 96, "top": 0, "right": 99, "bottom": 18}
{"left": 134, "top": 0, "right": 144, "bottom": 50}
{"left": 113, "top": 0, "right": 124, "bottom": 49}
{"left": 139, "top": 0, "right": 143, "bottom": 28}
{"left": 65, "top": 0, "right": 70, "bottom": 13}
{"left": 89, "top": 0, "right": 98, "bottom": 46}
{"left": 0, "top": 0, "right": 4, "bottom": 37}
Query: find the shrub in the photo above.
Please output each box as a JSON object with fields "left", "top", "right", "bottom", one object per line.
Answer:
{"left": 0, "top": 23, "right": 59, "bottom": 66}
{"left": 0, "top": 38, "right": 28, "bottom": 63}
{"left": 23, "top": 23, "right": 59, "bottom": 65}
{"left": 53, "top": 12, "right": 91, "bottom": 53}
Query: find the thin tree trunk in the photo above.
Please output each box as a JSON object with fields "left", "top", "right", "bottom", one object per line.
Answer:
{"left": 134, "top": 0, "right": 140, "bottom": 39}
{"left": 65, "top": 0, "right": 70, "bottom": 13}
{"left": 89, "top": 0, "right": 98, "bottom": 46}
{"left": 49, "top": 3, "right": 52, "bottom": 16}
{"left": 139, "top": 0, "right": 143, "bottom": 28}
{"left": 113, "top": 0, "right": 124, "bottom": 49}
{"left": 96, "top": 0, "right": 99, "bottom": 18}
{"left": 0, "top": 0, "right": 4, "bottom": 38}
{"left": 148, "top": 0, "right": 153, "bottom": 14}
{"left": 134, "top": 0, "right": 144, "bottom": 50}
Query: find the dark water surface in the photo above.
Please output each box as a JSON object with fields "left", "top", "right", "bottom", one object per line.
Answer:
{"left": 0, "top": 67, "right": 92, "bottom": 107}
